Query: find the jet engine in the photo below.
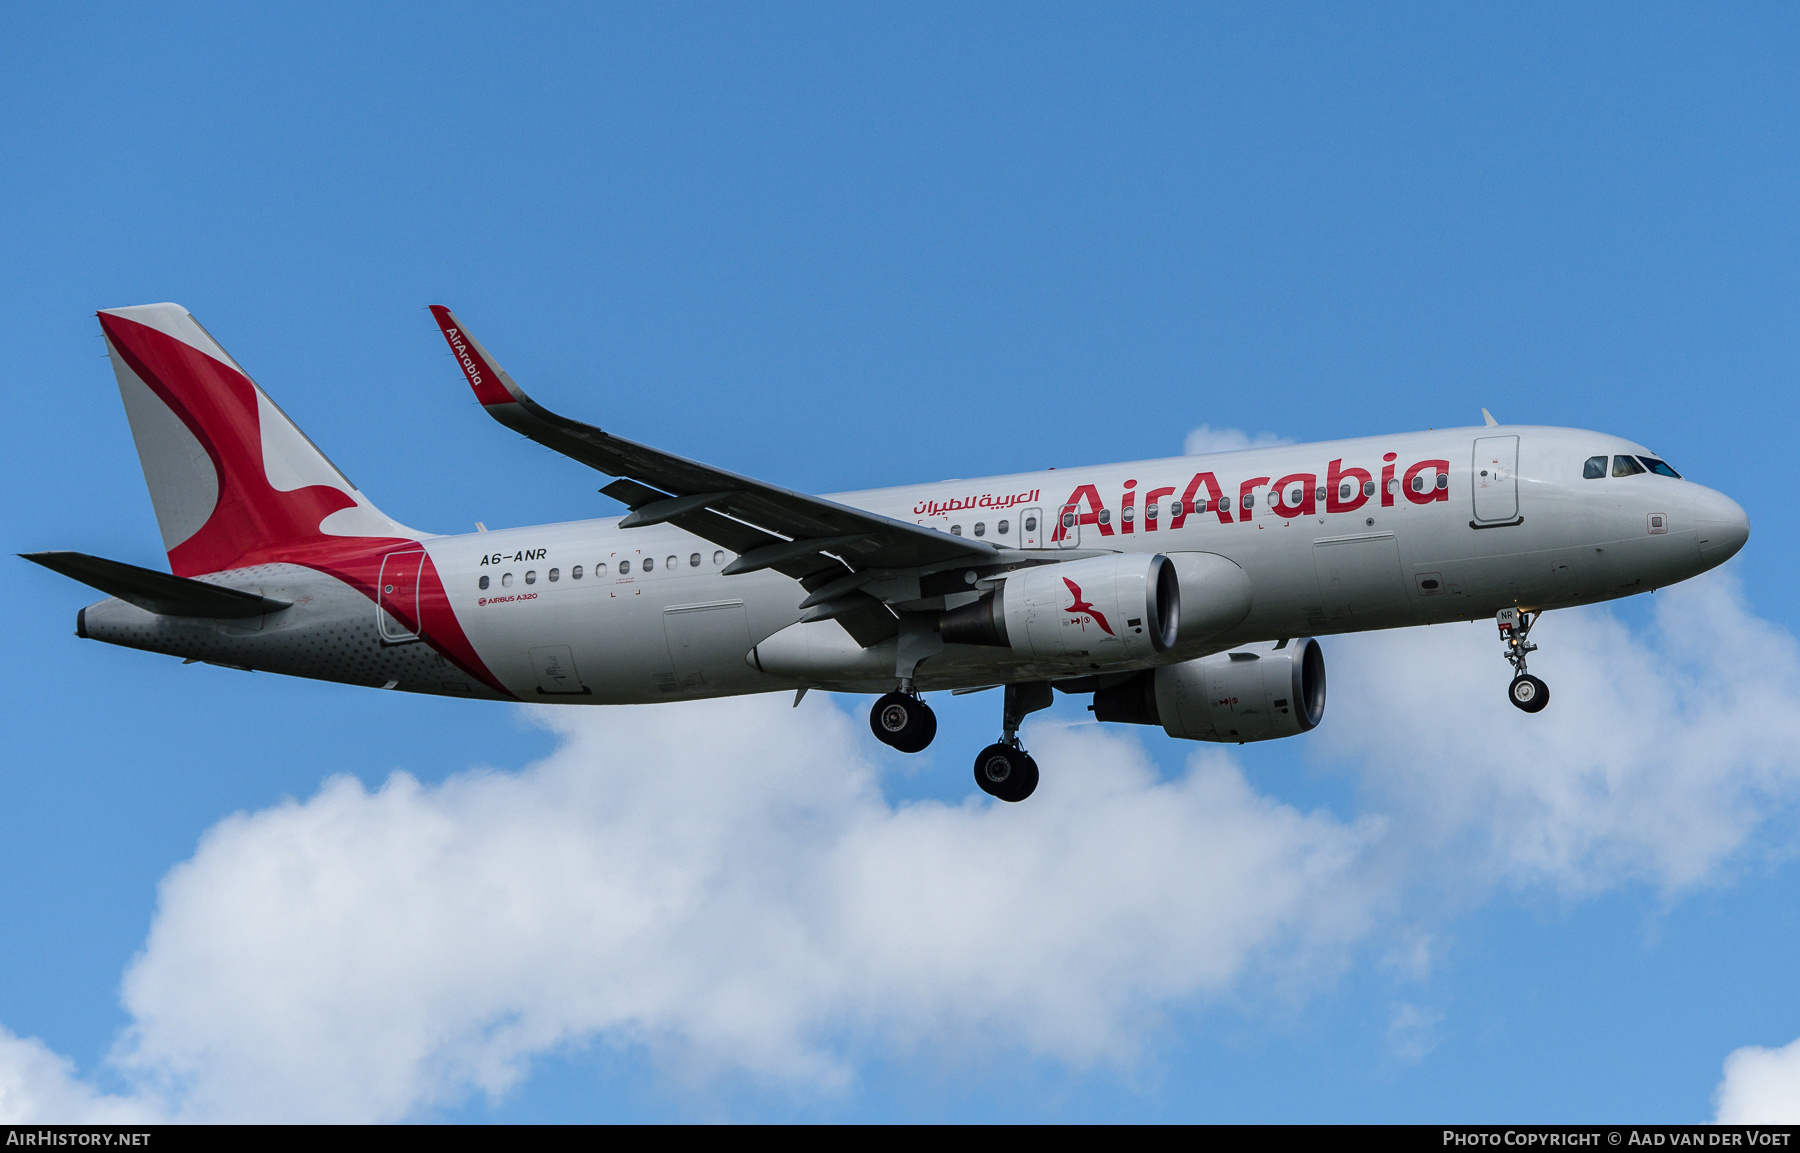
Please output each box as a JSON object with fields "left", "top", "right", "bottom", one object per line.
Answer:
{"left": 1090, "top": 638, "right": 1326, "bottom": 743}
{"left": 937, "top": 553, "right": 1179, "bottom": 662}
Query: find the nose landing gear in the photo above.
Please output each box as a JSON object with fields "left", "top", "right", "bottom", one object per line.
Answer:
{"left": 1497, "top": 608, "right": 1549, "bottom": 713}
{"left": 972, "top": 682, "right": 1053, "bottom": 802}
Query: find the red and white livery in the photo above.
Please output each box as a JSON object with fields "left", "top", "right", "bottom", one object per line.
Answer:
{"left": 29, "top": 303, "right": 1750, "bottom": 802}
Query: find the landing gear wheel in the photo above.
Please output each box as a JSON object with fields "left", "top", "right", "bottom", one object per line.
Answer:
{"left": 870, "top": 692, "right": 937, "bottom": 753}
{"left": 1508, "top": 674, "right": 1550, "bottom": 713}
{"left": 973, "top": 743, "right": 1039, "bottom": 803}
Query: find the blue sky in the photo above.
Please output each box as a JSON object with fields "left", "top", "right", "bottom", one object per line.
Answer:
{"left": 3, "top": 3, "right": 1799, "bottom": 1122}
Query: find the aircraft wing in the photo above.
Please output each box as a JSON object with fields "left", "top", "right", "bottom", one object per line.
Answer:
{"left": 430, "top": 307, "right": 1004, "bottom": 643}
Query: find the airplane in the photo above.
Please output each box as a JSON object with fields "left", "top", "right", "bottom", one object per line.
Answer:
{"left": 24, "top": 303, "right": 1751, "bottom": 802}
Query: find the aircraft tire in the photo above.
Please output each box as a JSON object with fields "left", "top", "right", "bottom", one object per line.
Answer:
{"left": 973, "top": 744, "right": 1039, "bottom": 802}
{"left": 871, "top": 692, "right": 936, "bottom": 753}
{"left": 1508, "top": 674, "right": 1550, "bottom": 713}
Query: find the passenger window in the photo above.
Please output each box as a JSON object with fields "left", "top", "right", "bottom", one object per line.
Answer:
{"left": 478, "top": 575, "right": 490, "bottom": 590}
{"left": 572, "top": 565, "right": 583, "bottom": 579}
{"left": 1385, "top": 478, "right": 1399, "bottom": 495}
{"left": 1023, "top": 516, "right": 1036, "bottom": 533}
{"left": 973, "top": 522, "right": 986, "bottom": 537}
{"left": 1121, "top": 506, "right": 1135, "bottom": 525}
{"left": 1218, "top": 496, "right": 1231, "bottom": 511}
{"left": 1143, "top": 504, "right": 1157, "bottom": 523}
{"left": 1314, "top": 486, "right": 1326, "bottom": 502}
{"left": 1340, "top": 481, "right": 1354, "bottom": 500}
{"left": 618, "top": 560, "right": 630, "bottom": 575}
{"left": 548, "top": 568, "right": 559, "bottom": 582}
{"left": 1638, "top": 457, "right": 1682, "bottom": 478}
{"left": 1613, "top": 455, "right": 1646, "bottom": 477}
{"left": 713, "top": 551, "right": 725, "bottom": 565}
{"left": 643, "top": 557, "right": 655, "bottom": 571}
{"left": 1436, "top": 474, "right": 1448, "bottom": 489}
{"left": 1241, "top": 495, "right": 1253, "bottom": 509}
{"left": 998, "top": 519, "right": 1011, "bottom": 534}
{"left": 1061, "top": 512, "right": 1075, "bottom": 528}
{"left": 1177, "top": 500, "right": 1190, "bottom": 516}
{"left": 502, "top": 572, "right": 514, "bottom": 588}
{"left": 1410, "top": 475, "right": 1425, "bottom": 492}
{"left": 595, "top": 563, "right": 606, "bottom": 576}
{"left": 1098, "top": 508, "right": 1112, "bottom": 524}
{"left": 950, "top": 525, "right": 962, "bottom": 536}
{"left": 1362, "top": 480, "right": 1376, "bottom": 497}
{"left": 689, "top": 553, "right": 701, "bottom": 567}
{"left": 666, "top": 556, "right": 678, "bottom": 571}
{"left": 525, "top": 570, "right": 536, "bottom": 584}
{"left": 1583, "top": 455, "right": 1607, "bottom": 479}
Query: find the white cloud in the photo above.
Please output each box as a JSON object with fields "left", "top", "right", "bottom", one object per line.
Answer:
{"left": 94, "top": 706, "right": 1383, "bottom": 1122}
{"left": 1319, "top": 572, "right": 1800, "bottom": 895}
{"left": 1183, "top": 424, "right": 1294, "bottom": 456}
{"left": 1716, "top": 1036, "right": 1800, "bottom": 1123}
{"left": 3, "top": 571, "right": 1797, "bottom": 1122}
{"left": 0, "top": 1028, "right": 158, "bottom": 1124}
{"left": 1385, "top": 1002, "right": 1444, "bottom": 1064}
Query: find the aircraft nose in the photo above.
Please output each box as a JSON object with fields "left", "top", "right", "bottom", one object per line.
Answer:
{"left": 1693, "top": 486, "right": 1750, "bottom": 567}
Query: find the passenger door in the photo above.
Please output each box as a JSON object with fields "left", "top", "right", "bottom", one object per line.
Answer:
{"left": 1472, "top": 435, "right": 1520, "bottom": 523}
{"left": 377, "top": 549, "right": 425, "bottom": 642}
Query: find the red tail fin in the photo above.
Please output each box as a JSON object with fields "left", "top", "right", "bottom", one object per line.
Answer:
{"left": 98, "top": 304, "right": 417, "bottom": 577}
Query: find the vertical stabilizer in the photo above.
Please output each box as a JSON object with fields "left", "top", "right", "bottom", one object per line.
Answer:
{"left": 98, "top": 304, "right": 420, "bottom": 577}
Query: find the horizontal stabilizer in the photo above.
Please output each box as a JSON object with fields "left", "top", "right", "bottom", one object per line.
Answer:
{"left": 21, "top": 551, "right": 291, "bottom": 619}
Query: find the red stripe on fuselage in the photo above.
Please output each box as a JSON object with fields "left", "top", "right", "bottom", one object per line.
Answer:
{"left": 299, "top": 545, "right": 515, "bottom": 700}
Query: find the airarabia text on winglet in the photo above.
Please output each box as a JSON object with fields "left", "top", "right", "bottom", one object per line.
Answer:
{"left": 444, "top": 327, "right": 483, "bottom": 388}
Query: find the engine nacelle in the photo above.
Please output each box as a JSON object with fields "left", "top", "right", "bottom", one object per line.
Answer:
{"left": 938, "top": 553, "right": 1178, "bottom": 662}
{"left": 1091, "top": 638, "right": 1326, "bottom": 743}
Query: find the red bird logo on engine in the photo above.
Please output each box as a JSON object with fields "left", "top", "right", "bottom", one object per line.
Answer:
{"left": 1062, "top": 577, "right": 1115, "bottom": 636}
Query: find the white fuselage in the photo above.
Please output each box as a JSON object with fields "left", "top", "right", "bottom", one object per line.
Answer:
{"left": 79, "top": 423, "right": 1748, "bottom": 704}
{"left": 381, "top": 423, "right": 1739, "bottom": 702}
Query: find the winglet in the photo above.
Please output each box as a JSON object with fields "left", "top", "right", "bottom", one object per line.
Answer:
{"left": 1482, "top": 408, "right": 1499, "bottom": 427}
{"left": 429, "top": 306, "right": 524, "bottom": 407}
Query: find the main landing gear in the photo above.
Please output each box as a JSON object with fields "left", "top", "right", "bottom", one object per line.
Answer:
{"left": 972, "top": 682, "right": 1053, "bottom": 804}
{"left": 867, "top": 681, "right": 1054, "bottom": 803}
{"left": 870, "top": 690, "right": 937, "bottom": 753}
{"left": 1497, "top": 607, "right": 1549, "bottom": 713}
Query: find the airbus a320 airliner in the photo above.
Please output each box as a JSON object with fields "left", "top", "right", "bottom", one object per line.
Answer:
{"left": 27, "top": 304, "right": 1750, "bottom": 802}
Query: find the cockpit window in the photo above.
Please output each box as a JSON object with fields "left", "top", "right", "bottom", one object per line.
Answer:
{"left": 1637, "top": 456, "right": 1681, "bottom": 478}
{"left": 1613, "top": 455, "right": 1647, "bottom": 477}
{"left": 1583, "top": 455, "right": 1607, "bottom": 479}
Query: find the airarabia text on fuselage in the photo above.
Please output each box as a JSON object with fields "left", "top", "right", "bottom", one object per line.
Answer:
{"left": 914, "top": 489, "right": 1041, "bottom": 518}
{"left": 1058, "top": 455, "right": 1449, "bottom": 541}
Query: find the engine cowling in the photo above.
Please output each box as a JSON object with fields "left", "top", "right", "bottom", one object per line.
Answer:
{"left": 1091, "top": 638, "right": 1326, "bottom": 743}
{"left": 938, "top": 553, "right": 1178, "bottom": 662}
